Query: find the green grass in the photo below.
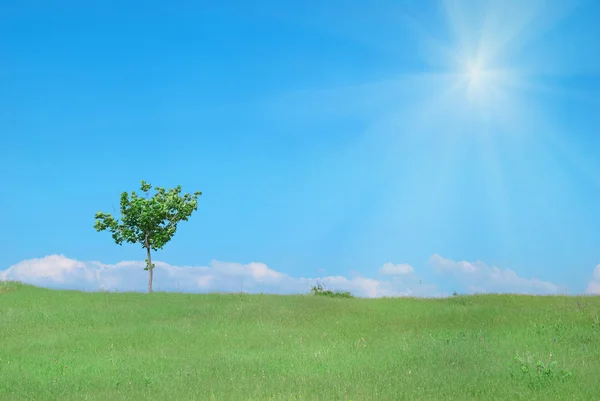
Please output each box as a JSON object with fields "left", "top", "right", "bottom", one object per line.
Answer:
{"left": 1, "top": 281, "right": 599, "bottom": 400}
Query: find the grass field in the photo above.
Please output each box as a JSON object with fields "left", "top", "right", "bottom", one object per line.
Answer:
{"left": 1, "top": 281, "right": 599, "bottom": 400}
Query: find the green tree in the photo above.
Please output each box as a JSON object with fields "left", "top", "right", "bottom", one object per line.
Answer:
{"left": 94, "top": 180, "right": 202, "bottom": 293}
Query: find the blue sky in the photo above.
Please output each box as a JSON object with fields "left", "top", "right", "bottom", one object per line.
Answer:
{"left": 2, "top": 0, "right": 600, "bottom": 297}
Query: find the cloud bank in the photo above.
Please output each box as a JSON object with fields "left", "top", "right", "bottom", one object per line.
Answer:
{"left": 0, "top": 253, "right": 589, "bottom": 297}
{"left": 0, "top": 255, "right": 432, "bottom": 298}
{"left": 428, "top": 254, "right": 563, "bottom": 295}
{"left": 585, "top": 265, "right": 600, "bottom": 295}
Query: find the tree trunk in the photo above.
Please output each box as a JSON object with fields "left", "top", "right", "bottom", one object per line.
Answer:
{"left": 145, "top": 235, "right": 153, "bottom": 293}
{"left": 147, "top": 246, "right": 153, "bottom": 293}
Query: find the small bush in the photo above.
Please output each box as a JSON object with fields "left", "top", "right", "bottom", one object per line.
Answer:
{"left": 509, "top": 351, "right": 573, "bottom": 390}
{"left": 309, "top": 282, "right": 354, "bottom": 299}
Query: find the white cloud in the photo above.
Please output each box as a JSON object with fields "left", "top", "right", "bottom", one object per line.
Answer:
{"left": 0, "top": 255, "right": 100, "bottom": 286}
{"left": 2, "top": 254, "right": 583, "bottom": 297}
{"left": 585, "top": 264, "right": 600, "bottom": 295}
{"left": 0, "top": 255, "right": 438, "bottom": 298}
{"left": 379, "top": 262, "right": 414, "bottom": 276}
{"left": 428, "top": 254, "right": 561, "bottom": 295}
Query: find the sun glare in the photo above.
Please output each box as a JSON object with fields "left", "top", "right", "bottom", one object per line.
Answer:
{"left": 461, "top": 56, "right": 498, "bottom": 104}
{"left": 466, "top": 60, "right": 483, "bottom": 86}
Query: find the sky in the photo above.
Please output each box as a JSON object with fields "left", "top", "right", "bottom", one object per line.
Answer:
{"left": 1, "top": 0, "right": 600, "bottom": 297}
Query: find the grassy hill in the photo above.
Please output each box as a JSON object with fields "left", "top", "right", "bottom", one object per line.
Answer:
{"left": 1, "top": 281, "right": 599, "bottom": 400}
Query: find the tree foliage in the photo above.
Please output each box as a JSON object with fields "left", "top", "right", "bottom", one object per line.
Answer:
{"left": 94, "top": 180, "right": 201, "bottom": 292}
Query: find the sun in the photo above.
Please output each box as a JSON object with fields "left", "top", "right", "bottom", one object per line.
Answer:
{"left": 460, "top": 56, "right": 498, "bottom": 104}
{"left": 463, "top": 56, "right": 490, "bottom": 89}
{"left": 466, "top": 60, "right": 484, "bottom": 86}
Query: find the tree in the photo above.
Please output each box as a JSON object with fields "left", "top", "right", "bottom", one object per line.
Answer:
{"left": 94, "top": 180, "right": 202, "bottom": 293}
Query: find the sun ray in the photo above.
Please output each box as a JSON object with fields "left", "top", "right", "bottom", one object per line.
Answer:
{"left": 268, "top": 0, "right": 598, "bottom": 266}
